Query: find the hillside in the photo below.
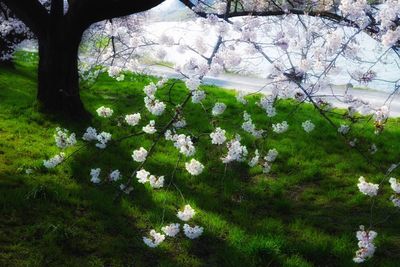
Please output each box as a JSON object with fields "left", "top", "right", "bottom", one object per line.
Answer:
{"left": 1, "top": 54, "right": 400, "bottom": 266}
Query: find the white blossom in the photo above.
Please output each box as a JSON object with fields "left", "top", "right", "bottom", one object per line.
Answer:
{"left": 90, "top": 168, "right": 101, "bottom": 184}
{"left": 258, "top": 96, "right": 276, "bottom": 117}
{"left": 382, "top": 28, "right": 400, "bottom": 47}
{"left": 236, "top": 91, "right": 247, "bottom": 104}
{"left": 389, "top": 177, "right": 400, "bottom": 194}
{"left": 185, "top": 78, "right": 201, "bottom": 91}
{"left": 242, "top": 112, "right": 264, "bottom": 138}
{"left": 119, "top": 184, "right": 133, "bottom": 194}
{"left": 221, "top": 139, "right": 248, "bottom": 163}
{"left": 272, "top": 121, "right": 288, "bottom": 134}
{"left": 125, "top": 113, "right": 141, "bottom": 126}
{"left": 143, "top": 120, "right": 157, "bottom": 134}
{"left": 353, "top": 225, "right": 377, "bottom": 263}
{"left": 265, "top": 149, "right": 278, "bottom": 162}
{"left": 177, "top": 204, "right": 196, "bottom": 221}
{"left": 144, "top": 96, "right": 166, "bottom": 116}
{"left": 248, "top": 149, "right": 260, "bottom": 167}
{"left": 43, "top": 152, "right": 65, "bottom": 169}
{"left": 132, "top": 147, "right": 148, "bottom": 162}
{"left": 95, "top": 132, "right": 112, "bottom": 149}
{"left": 96, "top": 106, "right": 113, "bottom": 118}
{"left": 149, "top": 175, "right": 164, "bottom": 189}
{"left": 183, "top": 224, "right": 204, "bottom": 239}
{"left": 143, "top": 230, "right": 165, "bottom": 248}
{"left": 191, "top": 90, "right": 206, "bottom": 103}
{"left": 390, "top": 196, "right": 400, "bottom": 208}
{"left": 172, "top": 134, "right": 196, "bottom": 157}
{"left": 185, "top": 159, "right": 204, "bottom": 176}
{"left": 338, "top": 124, "right": 350, "bottom": 135}
{"left": 54, "top": 128, "right": 76, "bottom": 149}
{"left": 212, "top": 102, "right": 227, "bottom": 116}
{"left": 357, "top": 176, "right": 379, "bottom": 197}
{"left": 210, "top": 127, "right": 227, "bottom": 145}
{"left": 302, "top": 120, "right": 315, "bottom": 133}
{"left": 82, "top": 127, "right": 98, "bottom": 141}
{"left": 109, "top": 169, "right": 121, "bottom": 181}
{"left": 161, "top": 223, "right": 180, "bottom": 237}
{"left": 136, "top": 169, "right": 150, "bottom": 184}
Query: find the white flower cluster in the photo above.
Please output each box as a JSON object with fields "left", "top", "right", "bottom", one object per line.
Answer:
{"left": 82, "top": 127, "right": 112, "bottom": 149}
{"left": 119, "top": 184, "right": 133, "bottom": 194}
{"left": 125, "top": 113, "right": 141, "bottom": 126}
{"left": 177, "top": 204, "right": 196, "bottom": 221}
{"left": 339, "top": 0, "right": 369, "bottom": 27}
{"left": 263, "top": 148, "right": 279, "bottom": 174}
{"left": 389, "top": 177, "right": 400, "bottom": 208}
{"left": 381, "top": 27, "right": 400, "bottom": 47}
{"left": 165, "top": 131, "right": 196, "bottom": 157}
{"left": 95, "top": 132, "right": 112, "bottom": 149}
{"left": 173, "top": 118, "right": 187, "bottom": 129}
{"left": 242, "top": 112, "right": 264, "bottom": 138}
{"left": 54, "top": 128, "right": 76, "bottom": 149}
{"left": 90, "top": 168, "right": 101, "bottom": 183}
{"left": 143, "top": 230, "right": 165, "bottom": 248}
{"left": 302, "top": 120, "right": 315, "bottom": 133}
{"left": 357, "top": 176, "right": 379, "bottom": 197}
{"left": 353, "top": 225, "right": 377, "bottom": 263}
{"left": 161, "top": 223, "right": 180, "bottom": 237}
{"left": 221, "top": 138, "right": 248, "bottom": 164}
{"left": 326, "top": 29, "right": 344, "bottom": 54}
{"left": 143, "top": 120, "right": 156, "bottom": 134}
{"left": 185, "top": 78, "right": 201, "bottom": 91}
{"left": 212, "top": 102, "right": 227, "bottom": 116}
{"left": 272, "top": 121, "right": 289, "bottom": 134}
{"left": 109, "top": 169, "right": 121, "bottom": 181}
{"left": 258, "top": 96, "right": 276, "bottom": 117}
{"left": 338, "top": 124, "right": 350, "bottom": 135}
{"left": 265, "top": 148, "right": 278, "bottom": 162}
{"left": 136, "top": 169, "right": 164, "bottom": 188}
{"left": 236, "top": 91, "right": 247, "bottom": 105}
{"left": 107, "top": 66, "right": 125, "bottom": 81}
{"left": 183, "top": 224, "right": 204, "bottom": 239}
{"left": 43, "top": 152, "right": 65, "bottom": 169}
{"left": 191, "top": 89, "right": 206, "bottom": 104}
{"left": 377, "top": 0, "right": 400, "bottom": 29}
{"left": 248, "top": 149, "right": 260, "bottom": 167}
{"left": 374, "top": 105, "right": 389, "bottom": 126}
{"left": 132, "top": 147, "right": 148, "bottom": 162}
{"left": 210, "top": 127, "right": 227, "bottom": 145}
{"left": 389, "top": 177, "right": 400, "bottom": 194}
{"left": 185, "top": 159, "right": 204, "bottom": 176}
{"left": 177, "top": 205, "right": 204, "bottom": 239}
{"left": 96, "top": 106, "right": 113, "bottom": 118}
{"left": 248, "top": 148, "right": 278, "bottom": 173}
{"left": 89, "top": 168, "right": 121, "bottom": 184}
{"left": 185, "top": 78, "right": 206, "bottom": 103}
{"left": 143, "top": 82, "right": 166, "bottom": 116}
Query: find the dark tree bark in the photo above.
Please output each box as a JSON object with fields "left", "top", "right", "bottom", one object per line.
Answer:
{"left": 2, "top": 0, "right": 163, "bottom": 119}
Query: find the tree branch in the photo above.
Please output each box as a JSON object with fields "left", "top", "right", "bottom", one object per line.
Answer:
{"left": 1, "top": 0, "right": 48, "bottom": 39}
{"left": 68, "top": 0, "right": 164, "bottom": 30}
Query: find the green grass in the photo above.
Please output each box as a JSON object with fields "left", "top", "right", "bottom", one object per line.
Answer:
{"left": 1, "top": 52, "right": 400, "bottom": 267}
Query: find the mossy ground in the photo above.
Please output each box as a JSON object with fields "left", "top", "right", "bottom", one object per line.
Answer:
{"left": 1, "top": 52, "right": 400, "bottom": 267}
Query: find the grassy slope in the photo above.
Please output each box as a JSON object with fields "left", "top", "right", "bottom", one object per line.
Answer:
{"left": 1, "top": 52, "right": 400, "bottom": 267}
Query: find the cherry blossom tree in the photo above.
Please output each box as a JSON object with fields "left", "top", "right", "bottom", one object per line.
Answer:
{"left": 3, "top": 0, "right": 400, "bottom": 263}
{"left": 0, "top": 0, "right": 163, "bottom": 117}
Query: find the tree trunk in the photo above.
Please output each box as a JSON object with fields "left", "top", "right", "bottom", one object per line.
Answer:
{"left": 37, "top": 25, "right": 90, "bottom": 119}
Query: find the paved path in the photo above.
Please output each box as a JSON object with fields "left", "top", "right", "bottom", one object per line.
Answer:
{"left": 144, "top": 65, "right": 400, "bottom": 117}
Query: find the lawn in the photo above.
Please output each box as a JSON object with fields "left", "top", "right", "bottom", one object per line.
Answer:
{"left": 0, "top": 52, "right": 400, "bottom": 267}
